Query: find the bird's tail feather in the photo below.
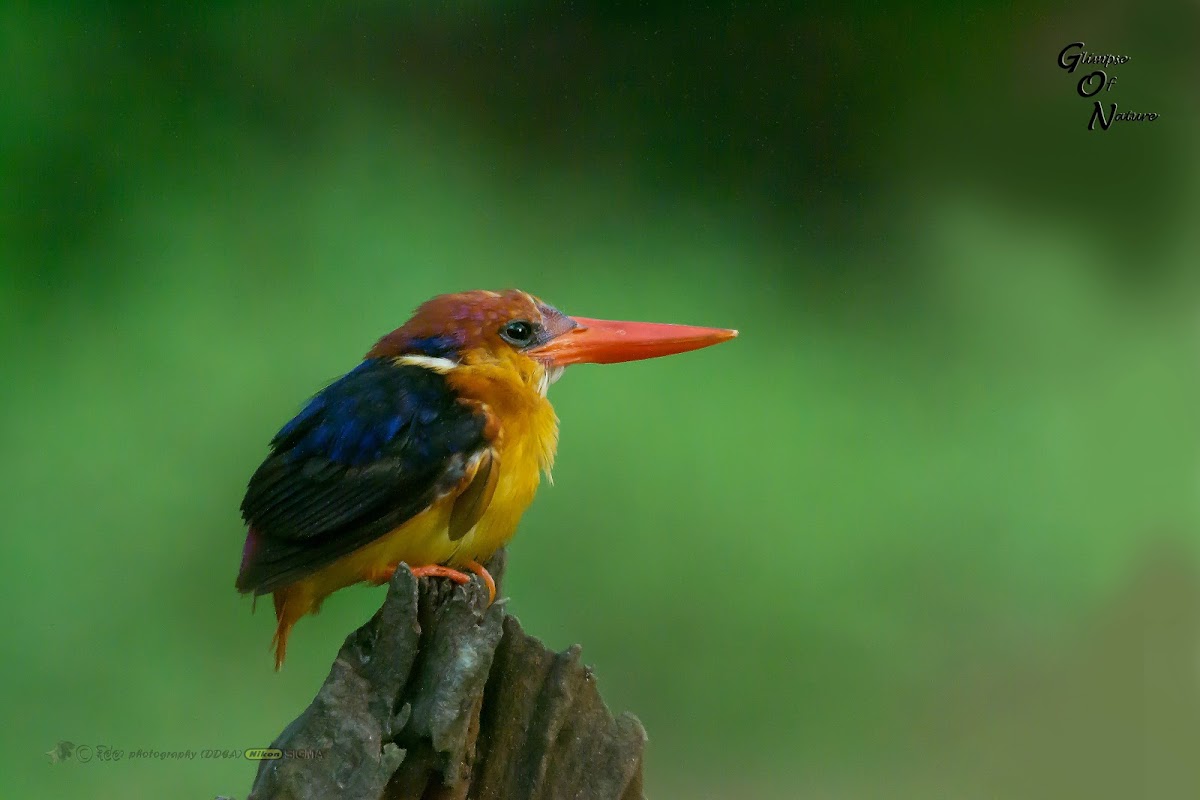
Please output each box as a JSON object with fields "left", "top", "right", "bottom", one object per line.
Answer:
{"left": 271, "top": 589, "right": 306, "bottom": 670}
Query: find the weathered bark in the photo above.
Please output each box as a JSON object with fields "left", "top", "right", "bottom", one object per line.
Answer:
{"left": 242, "top": 551, "right": 646, "bottom": 800}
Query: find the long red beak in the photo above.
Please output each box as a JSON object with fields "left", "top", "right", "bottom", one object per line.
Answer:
{"left": 529, "top": 316, "right": 738, "bottom": 367}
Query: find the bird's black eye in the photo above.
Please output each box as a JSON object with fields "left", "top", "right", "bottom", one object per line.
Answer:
{"left": 499, "top": 320, "right": 536, "bottom": 346}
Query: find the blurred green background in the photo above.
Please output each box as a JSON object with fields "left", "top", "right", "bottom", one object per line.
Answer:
{"left": 5, "top": 3, "right": 1198, "bottom": 798}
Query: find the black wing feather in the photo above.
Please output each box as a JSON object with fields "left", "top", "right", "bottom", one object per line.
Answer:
{"left": 236, "top": 359, "right": 488, "bottom": 595}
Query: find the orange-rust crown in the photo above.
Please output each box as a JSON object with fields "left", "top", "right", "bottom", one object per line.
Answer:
{"left": 366, "top": 289, "right": 573, "bottom": 360}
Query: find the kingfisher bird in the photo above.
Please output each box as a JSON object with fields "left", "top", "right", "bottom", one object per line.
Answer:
{"left": 237, "top": 289, "right": 736, "bottom": 668}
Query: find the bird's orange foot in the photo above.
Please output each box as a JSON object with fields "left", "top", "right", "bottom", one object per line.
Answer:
{"left": 464, "top": 560, "right": 497, "bottom": 605}
{"left": 369, "top": 563, "right": 494, "bottom": 604}
{"left": 363, "top": 562, "right": 470, "bottom": 586}
{"left": 409, "top": 564, "right": 472, "bottom": 588}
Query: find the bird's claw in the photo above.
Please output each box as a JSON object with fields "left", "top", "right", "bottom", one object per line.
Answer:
{"left": 464, "top": 560, "right": 497, "bottom": 605}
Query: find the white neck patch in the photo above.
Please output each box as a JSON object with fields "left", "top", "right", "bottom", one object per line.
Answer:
{"left": 537, "top": 365, "right": 566, "bottom": 397}
{"left": 395, "top": 355, "right": 458, "bottom": 374}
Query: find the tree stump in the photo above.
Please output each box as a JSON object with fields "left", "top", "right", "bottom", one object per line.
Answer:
{"left": 241, "top": 551, "right": 646, "bottom": 800}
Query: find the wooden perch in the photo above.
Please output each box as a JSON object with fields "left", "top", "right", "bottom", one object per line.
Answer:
{"left": 242, "top": 551, "right": 646, "bottom": 800}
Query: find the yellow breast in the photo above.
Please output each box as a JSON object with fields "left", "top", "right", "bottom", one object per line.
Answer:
{"left": 442, "top": 353, "right": 560, "bottom": 566}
